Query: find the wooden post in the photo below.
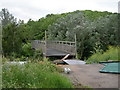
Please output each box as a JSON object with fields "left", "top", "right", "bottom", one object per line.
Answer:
{"left": 75, "top": 34, "right": 77, "bottom": 59}
{"left": 0, "top": 18, "right": 2, "bottom": 55}
{"left": 45, "top": 30, "right": 47, "bottom": 57}
{"left": 0, "top": 18, "right": 2, "bottom": 90}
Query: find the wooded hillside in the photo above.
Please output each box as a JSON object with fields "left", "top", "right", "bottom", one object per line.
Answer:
{"left": 0, "top": 8, "right": 119, "bottom": 59}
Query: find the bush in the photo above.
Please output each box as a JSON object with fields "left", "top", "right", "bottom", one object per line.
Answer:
{"left": 21, "top": 43, "right": 34, "bottom": 57}
{"left": 86, "top": 46, "right": 120, "bottom": 63}
{"left": 33, "top": 49, "right": 43, "bottom": 60}
{"left": 2, "top": 61, "right": 73, "bottom": 88}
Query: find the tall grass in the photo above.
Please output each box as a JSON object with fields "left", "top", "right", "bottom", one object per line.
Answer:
{"left": 86, "top": 46, "right": 120, "bottom": 63}
{"left": 2, "top": 61, "right": 73, "bottom": 88}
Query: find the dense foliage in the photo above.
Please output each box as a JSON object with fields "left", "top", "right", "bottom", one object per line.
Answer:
{"left": 2, "top": 61, "right": 73, "bottom": 88}
{"left": 48, "top": 12, "right": 118, "bottom": 59}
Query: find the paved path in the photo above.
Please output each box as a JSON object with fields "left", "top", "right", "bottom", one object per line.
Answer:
{"left": 61, "top": 64, "right": 119, "bottom": 88}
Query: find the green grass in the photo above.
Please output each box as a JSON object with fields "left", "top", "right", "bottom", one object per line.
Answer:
{"left": 2, "top": 61, "right": 73, "bottom": 88}
{"left": 86, "top": 46, "right": 120, "bottom": 64}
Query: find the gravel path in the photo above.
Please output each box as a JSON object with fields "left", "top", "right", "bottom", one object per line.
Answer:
{"left": 61, "top": 64, "right": 119, "bottom": 88}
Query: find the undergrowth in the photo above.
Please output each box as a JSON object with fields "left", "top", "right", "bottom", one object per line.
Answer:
{"left": 86, "top": 46, "right": 120, "bottom": 64}
{"left": 2, "top": 61, "right": 73, "bottom": 88}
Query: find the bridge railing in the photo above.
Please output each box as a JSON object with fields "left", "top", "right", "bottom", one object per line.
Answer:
{"left": 46, "top": 41, "right": 76, "bottom": 55}
{"left": 31, "top": 40, "right": 76, "bottom": 56}
{"left": 31, "top": 40, "right": 46, "bottom": 53}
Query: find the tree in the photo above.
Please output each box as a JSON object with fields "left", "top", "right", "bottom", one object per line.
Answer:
{"left": 92, "top": 14, "right": 118, "bottom": 52}
{"left": 0, "top": 8, "right": 17, "bottom": 27}
{"left": 48, "top": 13, "right": 96, "bottom": 59}
{"left": 0, "top": 9, "right": 22, "bottom": 57}
{"left": 47, "top": 12, "right": 118, "bottom": 59}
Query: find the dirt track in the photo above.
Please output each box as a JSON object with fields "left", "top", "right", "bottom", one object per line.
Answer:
{"left": 61, "top": 64, "right": 119, "bottom": 88}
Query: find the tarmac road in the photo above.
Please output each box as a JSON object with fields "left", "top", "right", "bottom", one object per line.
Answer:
{"left": 61, "top": 64, "right": 119, "bottom": 88}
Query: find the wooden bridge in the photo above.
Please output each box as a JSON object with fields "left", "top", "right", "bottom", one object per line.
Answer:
{"left": 31, "top": 40, "right": 76, "bottom": 57}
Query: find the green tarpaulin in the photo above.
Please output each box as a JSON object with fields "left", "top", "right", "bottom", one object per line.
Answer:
{"left": 99, "top": 62, "right": 120, "bottom": 74}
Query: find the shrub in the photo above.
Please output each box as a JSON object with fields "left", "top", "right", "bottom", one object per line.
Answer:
{"left": 21, "top": 43, "right": 34, "bottom": 57}
{"left": 33, "top": 49, "right": 43, "bottom": 60}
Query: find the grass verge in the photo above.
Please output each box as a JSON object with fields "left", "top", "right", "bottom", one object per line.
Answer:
{"left": 86, "top": 46, "right": 120, "bottom": 64}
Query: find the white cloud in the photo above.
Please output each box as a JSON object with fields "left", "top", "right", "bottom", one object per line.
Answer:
{"left": 0, "top": 0, "right": 119, "bottom": 23}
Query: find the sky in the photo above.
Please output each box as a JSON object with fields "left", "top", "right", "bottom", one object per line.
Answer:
{"left": 0, "top": 0, "right": 119, "bottom": 23}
